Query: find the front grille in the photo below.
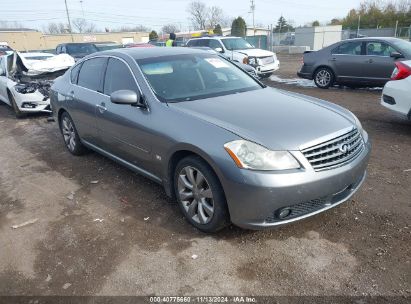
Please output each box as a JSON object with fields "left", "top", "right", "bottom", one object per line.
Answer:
{"left": 302, "top": 128, "right": 364, "bottom": 171}
{"left": 265, "top": 197, "right": 328, "bottom": 223}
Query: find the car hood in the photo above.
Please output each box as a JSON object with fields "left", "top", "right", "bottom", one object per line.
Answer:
{"left": 235, "top": 49, "right": 274, "bottom": 57}
{"left": 168, "top": 87, "right": 355, "bottom": 151}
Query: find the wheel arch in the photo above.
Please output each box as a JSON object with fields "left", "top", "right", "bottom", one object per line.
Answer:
{"left": 164, "top": 145, "right": 227, "bottom": 202}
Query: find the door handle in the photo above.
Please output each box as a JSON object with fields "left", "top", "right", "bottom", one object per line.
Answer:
{"left": 367, "top": 59, "right": 374, "bottom": 63}
{"left": 330, "top": 58, "right": 337, "bottom": 61}
{"left": 96, "top": 103, "right": 107, "bottom": 113}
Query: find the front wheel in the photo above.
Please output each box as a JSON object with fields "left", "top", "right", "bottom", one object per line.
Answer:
{"left": 174, "top": 156, "right": 229, "bottom": 232}
{"left": 314, "top": 67, "right": 334, "bottom": 89}
{"left": 8, "top": 91, "right": 26, "bottom": 119}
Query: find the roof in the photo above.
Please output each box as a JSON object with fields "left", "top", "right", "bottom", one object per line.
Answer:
{"left": 344, "top": 37, "right": 403, "bottom": 42}
{"left": 0, "top": 28, "right": 37, "bottom": 32}
{"left": 99, "top": 47, "right": 209, "bottom": 60}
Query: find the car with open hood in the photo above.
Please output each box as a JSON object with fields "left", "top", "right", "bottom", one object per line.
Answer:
{"left": 50, "top": 47, "right": 370, "bottom": 232}
{"left": 0, "top": 51, "right": 74, "bottom": 117}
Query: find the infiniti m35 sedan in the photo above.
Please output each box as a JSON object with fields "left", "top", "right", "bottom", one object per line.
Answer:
{"left": 51, "top": 48, "right": 371, "bottom": 232}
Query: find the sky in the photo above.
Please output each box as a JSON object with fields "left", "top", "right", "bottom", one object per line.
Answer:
{"left": 2, "top": 0, "right": 365, "bottom": 32}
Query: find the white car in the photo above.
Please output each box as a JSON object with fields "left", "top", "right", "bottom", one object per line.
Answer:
{"left": 0, "top": 52, "right": 74, "bottom": 118}
{"left": 381, "top": 60, "right": 411, "bottom": 120}
{"left": 186, "top": 36, "right": 280, "bottom": 77}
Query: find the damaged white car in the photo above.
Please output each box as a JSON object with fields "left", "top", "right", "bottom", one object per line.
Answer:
{"left": 0, "top": 52, "right": 74, "bottom": 118}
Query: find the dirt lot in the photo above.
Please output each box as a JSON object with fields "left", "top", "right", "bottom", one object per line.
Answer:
{"left": 0, "top": 54, "right": 410, "bottom": 298}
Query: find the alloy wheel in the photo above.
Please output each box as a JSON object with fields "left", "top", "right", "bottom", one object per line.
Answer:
{"left": 177, "top": 166, "right": 214, "bottom": 224}
{"left": 61, "top": 117, "right": 76, "bottom": 152}
{"left": 316, "top": 70, "right": 331, "bottom": 87}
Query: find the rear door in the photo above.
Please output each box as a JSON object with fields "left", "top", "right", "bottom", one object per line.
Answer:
{"left": 364, "top": 41, "right": 399, "bottom": 84}
{"left": 331, "top": 41, "right": 368, "bottom": 82}
{"left": 70, "top": 57, "right": 108, "bottom": 143}
{"left": 96, "top": 57, "right": 152, "bottom": 168}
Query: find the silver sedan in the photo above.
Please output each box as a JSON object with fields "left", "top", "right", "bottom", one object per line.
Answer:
{"left": 51, "top": 48, "right": 371, "bottom": 232}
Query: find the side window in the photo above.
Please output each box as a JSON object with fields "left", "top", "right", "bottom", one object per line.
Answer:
{"left": 186, "top": 40, "right": 197, "bottom": 47}
{"left": 197, "top": 39, "right": 209, "bottom": 47}
{"left": 61, "top": 45, "right": 67, "bottom": 53}
{"left": 333, "top": 42, "right": 363, "bottom": 55}
{"left": 103, "top": 58, "right": 138, "bottom": 96}
{"left": 366, "top": 42, "right": 397, "bottom": 56}
{"left": 70, "top": 63, "right": 82, "bottom": 84}
{"left": 77, "top": 57, "right": 107, "bottom": 92}
{"left": 209, "top": 40, "right": 222, "bottom": 50}
{"left": 56, "top": 46, "right": 61, "bottom": 54}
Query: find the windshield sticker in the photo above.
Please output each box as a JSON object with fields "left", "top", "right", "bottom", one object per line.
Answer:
{"left": 204, "top": 58, "right": 229, "bottom": 68}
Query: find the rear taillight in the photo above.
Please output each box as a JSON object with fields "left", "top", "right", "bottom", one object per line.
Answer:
{"left": 391, "top": 61, "right": 411, "bottom": 80}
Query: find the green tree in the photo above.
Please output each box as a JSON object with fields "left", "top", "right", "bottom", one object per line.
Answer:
{"left": 149, "top": 30, "right": 158, "bottom": 40}
{"left": 274, "top": 16, "right": 294, "bottom": 33}
{"left": 231, "top": 17, "right": 247, "bottom": 37}
{"left": 312, "top": 20, "right": 320, "bottom": 27}
{"left": 213, "top": 24, "right": 223, "bottom": 35}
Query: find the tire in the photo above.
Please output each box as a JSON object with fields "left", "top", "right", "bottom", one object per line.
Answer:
{"left": 174, "top": 156, "right": 229, "bottom": 233}
{"left": 59, "top": 112, "right": 87, "bottom": 156}
{"left": 8, "top": 91, "right": 26, "bottom": 119}
{"left": 314, "top": 67, "right": 334, "bottom": 89}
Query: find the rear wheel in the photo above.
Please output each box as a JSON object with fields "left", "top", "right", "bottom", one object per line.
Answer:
{"left": 314, "top": 67, "right": 334, "bottom": 89}
{"left": 8, "top": 91, "right": 26, "bottom": 119}
{"left": 174, "top": 156, "right": 229, "bottom": 232}
{"left": 59, "top": 112, "right": 87, "bottom": 155}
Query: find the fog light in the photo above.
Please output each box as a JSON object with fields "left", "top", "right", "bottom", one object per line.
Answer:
{"left": 277, "top": 208, "right": 292, "bottom": 219}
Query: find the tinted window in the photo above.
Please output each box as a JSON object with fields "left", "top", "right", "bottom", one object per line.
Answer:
{"left": 104, "top": 58, "right": 138, "bottom": 95}
{"left": 333, "top": 42, "right": 363, "bottom": 55}
{"left": 56, "top": 46, "right": 61, "bottom": 53}
{"left": 66, "top": 43, "right": 98, "bottom": 56}
{"left": 366, "top": 42, "right": 397, "bottom": 56}
{"left": 78, "top": 57, "right": 107, "bottom": 91}
{"left": 186, "top": 40, "right": 198, "bottom": 47}
{"left": 70, "top": 63, "right": 82, "bottom": 84}
{"left": 209, "top": 40, "right": 222, "bottom": 50}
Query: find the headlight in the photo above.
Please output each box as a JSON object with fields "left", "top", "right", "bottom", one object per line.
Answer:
{"left": 248, "top": 57, "right": 256, "bottom": 65}
{"left": 14, "top": 84, "right": 36, "bottom": 94}
{"left": 224, "top": 140, "right": 300, "bottom": 171}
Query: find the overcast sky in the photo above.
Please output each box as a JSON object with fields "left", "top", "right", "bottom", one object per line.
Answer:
{"left": 2, "top": 0, "right": 365, "bottom": 31}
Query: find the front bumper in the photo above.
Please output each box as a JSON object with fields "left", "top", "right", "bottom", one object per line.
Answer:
{"left": 222, "top": 140, "right": 371, "bottom": 229}
{"left": 255, "top": 60, "right": 280, "bottom": 75}
{"left": 381, "top": 80, "right": 411, "bottom": 119}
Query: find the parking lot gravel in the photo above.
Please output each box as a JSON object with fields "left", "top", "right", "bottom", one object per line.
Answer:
{"left": 0, "top": 54, "right": 410, "bottom": 297}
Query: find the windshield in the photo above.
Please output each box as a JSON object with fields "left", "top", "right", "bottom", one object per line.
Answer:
{"left": 66, "top": 44, "right": 98, "bottom": 55}
{"left": 137, "top": 54, "right": 262, "bottom": 102}
{"left": 391, "top": 39, "right": 411, "bottom": 56}
{"left": 221, "top": 38, "right": 254, "bottom": 50}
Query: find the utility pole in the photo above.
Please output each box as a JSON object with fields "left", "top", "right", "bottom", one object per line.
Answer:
{"left": 357, "top": 14, "right": 361, "bottom": 38}
{"left": 80, "top": 0, "right": 85, "bottom": 19}
{"left": 64, "top": 0, "right": 74, "bottom": 42}
{"left": 250, "top": 0, "right": 255, "bottom": 36}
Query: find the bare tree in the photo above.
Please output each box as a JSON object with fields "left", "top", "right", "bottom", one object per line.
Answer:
{"left": 113, "top": 25, "right": 149, "bottom": 32}
{"left": 43, "top": 22, "right": 68, "bottom": 34}
{"left": 72, "top": 18, "right": 98, "bottom": 33}
{"left": 187, "top": 1, "right": 208, "bottom": 30}
{"left": 161, "top": 24, "right": 179, "bottom": 34}
{"left": 0, "top": 20, "right": 24, "bottom": 29}
{"left": 207, "top": 6, "right": 224, "bottom": 28}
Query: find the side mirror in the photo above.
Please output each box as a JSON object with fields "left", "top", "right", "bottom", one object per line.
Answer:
{"left": 390, "top": 51, "right": 404, "bottom": 59}
{"left": 214, "top": 47, "right": 224, "bottom": 53}
{"left": 110, "top": 90, "right": 145, "bottom": 108}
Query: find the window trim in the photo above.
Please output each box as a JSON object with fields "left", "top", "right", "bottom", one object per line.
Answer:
{"left": 71, "top": 55, "right": 143, "bottom": 99}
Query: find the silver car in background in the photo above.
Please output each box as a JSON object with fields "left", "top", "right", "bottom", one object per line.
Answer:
{"left": 298, "top": 37, "right": 411, "bottom": 88}
{"left": 51, "top": 48, "right": 371, "bottom": 232}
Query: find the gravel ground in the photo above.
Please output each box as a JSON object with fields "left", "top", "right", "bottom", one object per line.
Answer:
{"left": 0, "top": 54, "right": 410, "bottom": 298}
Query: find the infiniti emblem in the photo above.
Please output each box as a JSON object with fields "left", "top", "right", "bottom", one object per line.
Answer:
{"left": 339, "top": 143, "right": 350, "bottom": 153}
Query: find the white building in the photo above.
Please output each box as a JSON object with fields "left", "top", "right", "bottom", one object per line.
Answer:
{"left": 295, "top": 25, "right": 342, "bottom": 51}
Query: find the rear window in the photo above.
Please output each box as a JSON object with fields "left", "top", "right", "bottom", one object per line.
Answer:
{"left": 77, "top": 57, "right": 107, "bottom": 91}
{"left": 332, "top": 42, "right": 363, "bottom": 55}
{"left": 70, "top": 63, "right": 82, "bottom": 84}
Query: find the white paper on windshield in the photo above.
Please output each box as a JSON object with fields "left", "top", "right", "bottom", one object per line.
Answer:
{"left": 205, "top": 58, "right": 229, "bottom": 68}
